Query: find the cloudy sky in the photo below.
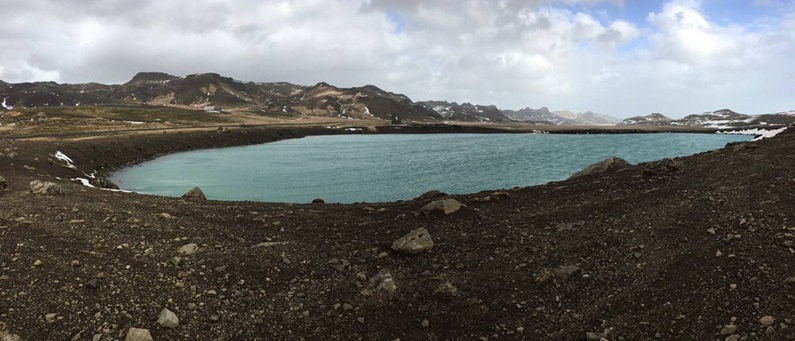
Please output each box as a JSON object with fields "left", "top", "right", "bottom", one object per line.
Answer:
{"left": 1, "top": 0, "right": 794, "bottom": 118}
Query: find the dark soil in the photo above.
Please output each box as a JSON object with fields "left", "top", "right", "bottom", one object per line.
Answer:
{"left": 1, "top": 125, "right": 794, "bottom": 340}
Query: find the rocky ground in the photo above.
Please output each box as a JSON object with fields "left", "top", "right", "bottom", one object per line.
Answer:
{"left": 0, "top": 123, "right": 794, "bottom": 340}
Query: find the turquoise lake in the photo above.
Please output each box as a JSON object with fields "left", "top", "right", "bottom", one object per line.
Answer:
{"left": 110, "top": 133, "right": 752, "bottom": 203}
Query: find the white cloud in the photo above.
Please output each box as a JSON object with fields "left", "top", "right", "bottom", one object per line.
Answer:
{"left": 0, "top": 0, "right": 793, "bottom": 117}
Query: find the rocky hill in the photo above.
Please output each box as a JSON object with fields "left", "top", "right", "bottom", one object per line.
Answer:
{"left": 619, "top": 113, "right": 675, "bottom": 126}
{"left": 0, "top": 73, "right": 443, "bottom": 122}
{"left": 621, "top": 109, "right": 795, "bottom": 128}
{"left": 417, "top": 101, "right": 511, "bottom": 122}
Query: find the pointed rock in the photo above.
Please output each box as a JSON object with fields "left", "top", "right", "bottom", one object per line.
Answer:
{"left": 391, "top": 228, "right": 434, "bottom": 254}
{"left": 182, "top": 187, "right": 206, "bottom": 201}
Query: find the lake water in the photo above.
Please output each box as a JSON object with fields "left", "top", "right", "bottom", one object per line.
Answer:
{"left": 110, "top": 133, "right": 752, "bottom": 203}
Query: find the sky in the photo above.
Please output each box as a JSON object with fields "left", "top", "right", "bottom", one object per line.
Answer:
{"left": 1, "top": 0, "right": 794, "bottom": 118}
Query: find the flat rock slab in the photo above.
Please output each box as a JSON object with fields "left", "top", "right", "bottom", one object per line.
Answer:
{"left": 392, "top": 228, "right": 434, "bottom": 254}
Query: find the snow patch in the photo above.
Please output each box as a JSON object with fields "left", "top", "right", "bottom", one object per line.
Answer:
{"left": 124, "top": 121, "right": 145, "bottom": 125}
{"left": 55, "top": 151, "right": 77, "bottom": 169}
{"left": 72, "top": 178, "right": 95, "bottom": 188}
{"left": 719, "top": 127, "right": 787, "bottom": 141}
{"left": 1, "top": 98, "right": 12, "bottom": 110}
{"left": 345, "top": 127, "right": 363, "bottom": 132}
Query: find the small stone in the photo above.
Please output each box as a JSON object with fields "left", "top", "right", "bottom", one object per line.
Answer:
{"left": 785, "top": 276, "right": 795, "bottom": 284}
{"left": 187, "top": 303, "right": 197, "bottom": 310}
{"left": 171, "top": 256, "right": 183, "bottom": 266}
{"left": 357, "top": 317, "right": 365, "bottom": 324}
{"left": 182, "top": 187, "right": 207, "bottom": 201}
{"left": 707, "top": 228, "right": 716, "bottom": 235}
{"left": 312, "top": 198, "right": 325, "bottom": 204}
{"left": 585, "top": 332, "right": 602, "bottom": 341}
{"left": 725, "top": 335, "right": 740, "bottom": 341}
{"left": 715, "top": 250, "right": 723, "bottom": 257}
{"left": 159, "top": 212, "right": 172, "bottom": 219}
{"left": 420, "top": 198, "right": 463, "bottom": 215}
{"left": 720, "top": 325, "right": 738, "bottom": 335}
{"left": 33, "top": 259, "right": 43, "bottom": 267}
{"left": 760, "top": 315, "right": 775, "bottom": 326}
{"left": 157, "top": 308, "right": 179, "bottom": 328}
{"left": 0, "top": 175, "right": 6, "bottom": 190}
{"left": 206, "top": 289, "right": 217, "bottom": 296}
{"left": 45, "top": 313, "right": 57, "bottom": 322}
{"left": 70, "top": 260, "right": 80, "bottom": 267}
{"left": 124, "top": 327, "right": 153, "bottom": 341}
{"left": 87, "top": 278, "right": 99, "bottom": 290}
{"left": 342, "top": 303, "right": 353, "bottom": 311}
{"left": 209, "top": 315, "right": 220, "bottom": 323}
{"left": 553, "top": 265, "right": 582, "bottom": 280}
{"left": 177, "top": 243, "right": 198, "bottom": 255}
{"left": 391, "top": 228, "right": 434, "bottom": 254}
{"left": 421, "top": 319, "right": 429, "bottom": 327}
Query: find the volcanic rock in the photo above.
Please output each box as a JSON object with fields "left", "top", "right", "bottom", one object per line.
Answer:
{"left": 391, "top": 228, "right": 434, "bottom": 254}
{"left": 569, "top": 157, "right": 630, "bottom": 179}
{"left": 182, "top": 187, "right": 207, "bottom": 201}
{"left": 157, "top": 308, "right": 179, "bottom": 328}
{"left": 124, "top": 328, "right": 153, "bottom": 341}
{"left": 90, "top": 177, "right": 119, "bottom": 189}
{"left": 177, "top": 243, "right": 198, "bottom": 255}
{"left": 416, "top": 190, "right": 447, "bottom": 200}
{"left": 420, "top": 198, "right": 463, "bottom": 215}
{"left": 553, "top": 265, "right": 583, "bottom": 280}
{"left": 29, "top": 180, "right": 64, "bottom": 195}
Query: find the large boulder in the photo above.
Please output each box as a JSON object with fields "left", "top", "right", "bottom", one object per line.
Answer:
{"left": 29, "top": 180, "right": 64, "bottom": 195}
{"left": 569, "top": 157, "right": 630, "bottom": 179}
{"left": 182, "top": 187, "right": 207, "bottom": 201}
{"left": 420, "top": 198, "right": 463, "bottom": 215}
{"left": 392, "top": 228, "right": 434, "bottom": 254}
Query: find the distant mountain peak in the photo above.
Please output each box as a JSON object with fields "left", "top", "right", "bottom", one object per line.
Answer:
{"left": 125, "top": 72, "right": 179, "bottom": 86}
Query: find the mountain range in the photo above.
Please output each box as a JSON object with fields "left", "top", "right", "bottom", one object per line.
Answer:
{"left": 1, "top": 72, "right": 792, "bottom": 128}
{"left": 619, "top": 109, "right": 795, "bottom": 128}
{"left": 0, "top": 72, "right": 617, "bottom": 125}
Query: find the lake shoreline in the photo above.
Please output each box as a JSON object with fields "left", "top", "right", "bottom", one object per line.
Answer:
{"left": 1, "top": 122, "right": 793, "bottom": 340}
